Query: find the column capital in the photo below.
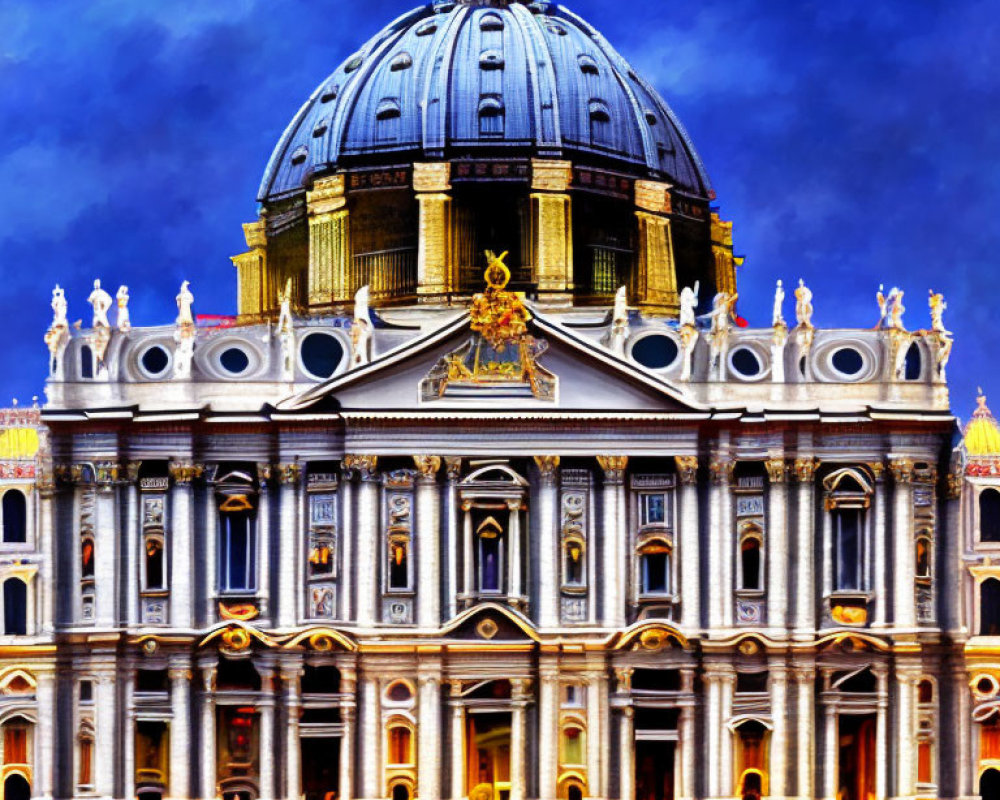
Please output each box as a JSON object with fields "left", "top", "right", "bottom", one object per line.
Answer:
{"left": 95, "top": 460, "right": 122, "bottom": 488}
{"left": 597, "top": 456, "right": 628, "bottom": 483}
{"left": 307, "top": 174, "right": 347, "bottom": 217}
{"left": 709, "top": 456, "right": 736, "bottom": 486}
{"left": 413, "top": 161, "right": 452, "bottom": 193}
{"left": 511, "top": 678, "right": 534, "bottom": 701}
{"left": 765, "top": 457, "right": 789, "bottom": 484}
{"left": 946, "top": 467, "right": 964, "bottom": 500}
{"left": 530, "top": 158, "right": 573, "bottom": 193}
{"left": 342, "top": 454, "right": 378, "bottom": 481}
{"left": 792, "top": 457, "right": 819, "bottom": 483}
{"left": 169, "top": 460, "right": 204, "bottom": 484}
{"left": 889, "top": 457, "right": 916, "bottom": 484}
{"left": 445, "top": 457, "right": 463, "bottom": 482}
{"left": 168, "top": 665, "right": 193, "bottom": 683}
{"left": 277, "top": 462, "right": 302, "bottom": 486}
{"left": 256, "top": 462, "right": 273, "bottom": 486}
{"left": 792, "top": 666, "right": 816, "bottom": 684}
{"left": 413, "top": 455, "right": 442, "bottom": 483}
{"left": 125, "top": 460, "right": 143, "bottom": 483}
{"left": 614, "top": 667, "right": 633, "bottom": 693}
{"left": 867, "top": 460, "right": 887, "bottom": 482}
{"left": 634, "top": 179, "right": 673, "bottom": 215}
{"left": 534, "top": 455, "right": 561, "bottom": 481}
{"left": 674, "top": 455, "right": 698, "bottom": 485}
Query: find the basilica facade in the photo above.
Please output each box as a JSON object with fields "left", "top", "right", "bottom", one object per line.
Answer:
{"left": 0, "top": 0, "right": 992, "bottom": 799}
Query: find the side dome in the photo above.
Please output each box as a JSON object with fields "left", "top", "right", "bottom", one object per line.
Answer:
{"left": 258, "top": 0, "right": 712, "bottom": 203}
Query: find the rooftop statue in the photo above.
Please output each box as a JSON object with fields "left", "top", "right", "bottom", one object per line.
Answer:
{"left": 50, "top": 285, "right": 68, "bottom": 331}
{"left": 87, "top": 280, "right": 112, "bottom": 330}
{"left": 176, "top": 280, "right": 195, "bottom": 328}
{"left": 929, "top": 290, "right": 948, "bottom": 333}
{"left": 350, "top": 286, "right": 372, "bottom": 368}
{"left": 277, "top": 278, "right": 294, "bottom": 336}
{"left": 888, "top": 288, "right": 906, "bottom": 331}
{"left": 606, "top": 286, "right": 629, "bottom": 356}
{"left": 277, "top": 278, "right": 296, "bottom": 380}
{"left": 795, "top": 279, "right": 814, "bottom": 329}
{"left": 679, "top": 282, "right": 700, "bottom": 328}
{"left": 876, "top": 284, "right": 889, "bottom": 329}
{"left": 174, "top": 280, "right": 196, "bottom": 379}
{"left": 772, "top": 279, "right": 786, "bottom": 328}
{"left": 116, "top": 286, "right": 131, "bottom": 333}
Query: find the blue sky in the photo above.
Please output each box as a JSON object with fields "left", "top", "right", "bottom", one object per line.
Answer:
{"left": 1, "top": 0, "right": 997, "bottom": 420}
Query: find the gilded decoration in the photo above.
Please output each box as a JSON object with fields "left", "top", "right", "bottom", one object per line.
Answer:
{"left": 765, "top": 457, "right": 788, "bottom": 484}
{"left": 421, "top": 251, "right": 557, "bottom": 401}
{"left": 674, "top": 456, "right": 698, "bottom": 485}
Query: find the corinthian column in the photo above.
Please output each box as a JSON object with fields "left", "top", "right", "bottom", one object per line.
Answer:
{"left": 895, "top": 666, "right": 920, "bottom": 800}
{"left": 794, "top": 665, "right": 816, "bottom": 800}
{"left": 307, "top": 174, "right": 351, "bottom": 312}
{"left": 94, "top": 668, "right": 118, "bottom": 799}
{"left": 531, "top": 160, "right": 573, "bottom": 305}
{"left": 870, "top": 463, "right": 888, "bottom": 627}
{"left": 793, "top": 458, "right": 818, "bottom": 635}
{"left": 198, "top": 657, "right": 218, "bottom": 800}
{"left": 708, "top": 456, "right": 735, "bottom": 631}
{"left": 346, "top": 456, "right": 379, "bottom": 628}
{"left": 634, "top": 180, "right": 679, "bottom": 315}
{"left": 281, "top": 657, "right": 304, "bottom": 800}
{"left": 94, "top": 461, "right": 122, "bottom": 627}
{"left": 890, "top": 458, "right": 917, "bottom": 630}
{"left": 169, "top": 461, "right": 201, "bottom": 630}
{"left": 37, "top": 476, "right": 57, "bottom": 633}
{"left": 510, "top": 680, "right": 530, "bottom": 800}
{"left": 124, "top": 461, "right": 141, "bottom": 627}
{"left": 169, "top": 657, "right": 193, "bottom": 800}
{"left": 449, "top": 682, "right": 465, "bottom": 800}
{"left": 417, "top": 669, "right": 442, "bottom": 800}
{"left": 445, "top": 459, "right": 462, "bottom": 620}
{"left": 535, "top": 456, "right": 561, "bottom": 628}
{"left": 277, "top": 463, "right": 303, "bottom": 629}
{"left": 34, "top": 671, "right": 55, "bottom": 800}
{"left": 769, "top": 662, "right": 789, "bottom": 800}
{"left": 339, "top": 667, "right": 357, "bottom": 800}
{"left": 414, "top": 457, "right": 442, "bottom": 628}
{"left": 597, "top": 457, "right": 628, "bottom": 628}
{"left": 538, "top": 662, "right": 560, "bottom": 800}
{"left": 675, "top": 457, "right": 701, "bottom": 633}
{"left": 258, "top": 663, "right": 277, "bottom": 800}
{"left": 765, "top": 457, "right": 789, "bottom": 632}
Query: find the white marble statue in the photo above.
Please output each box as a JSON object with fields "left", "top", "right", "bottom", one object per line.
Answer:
{"left": 277, "top": 278, "right": 294, "bottom": 335}
{"left": 351, "top": 286, "right": 373, "bottom": 368}
{"left": 87, "top": 280, "right": 112, "bottom": 329}
{"left": 795, "top": 279, "right": 814, "bottom": 328}
{"left": 876, "top": 284, "right": 888, "bottom": 329}
{"left": 772, "top": 279, "right": 786, "bottom": 328}
{"left": 929, "top": 290, "right": 948, "bottom": 333}
{"left": 888, "top": 288, "right": 906, "bottom": 331}
{"left": 176, "top": 280, "right": 195, "bottom": 328}
{"left": 116, "top": 286, "right": 131, "bottom": 333}
{"left": 679, "top": 282, "right": 700, "bottom": 328}
{"left": 710, "top": 292, "right": 737, "bottom": 335}
{"left": 607, "top": 286, "right": 629, "bottom": 356}
{"left": 277, "top": 279, "right": 295, "bottom": 381}
{"left": 50, "top": 285, "right": 68, "bottom": 331}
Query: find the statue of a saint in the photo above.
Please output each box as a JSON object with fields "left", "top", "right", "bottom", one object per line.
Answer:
{"left": 772, "top": 279, "right": 786, "bottom": 328}
{"left": 87, "top": 279, "right": 112, "bottom": 329}
{"left": 795, "top": 279, "right": 814, "bottom": 328}
{"left": 679, "top": 282, "right": 700, "bottom": 328}
{"left": 607, "top": 286, "right": 629, "bottom": 356}
{"left": 116, "top": 286, "right": 131, "bottom": 333}
{"left": 350, "top": 286, "right": 373, "bottom": 368}
{"left": 50, "top": 285, "right": 68, "bottom": 330}
{"left": 176, "top": 281, "right": 195, "bottom": 327}
{"left": 277, "top": 278, "right": 294, "bottom": 335}
{"left": 929, "top": 290, "right": 948, "bottom": 333}
{"left": 876, "top": 284, "right": 888, "bottom": 329}
{"left": 888, "top": 288, "right": 906, "bottom": 331}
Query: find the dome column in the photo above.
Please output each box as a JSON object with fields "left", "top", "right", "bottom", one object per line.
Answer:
{"left": 530, "top": 159, "right": 574, "bottom": 306}
{"left": 307, "top": 174, "right": 352, "bottom": 313}
{"left": 634, "top": 180, "right": 679, "bottom": 316}
{"left": 414, "top": 163, "right": 454, "bottom": 302}
{"left": 711, "top": 212, "right": 739, "bottom": 296}
{"left": 232, "top": 221, "right": 267, "bottom": 322}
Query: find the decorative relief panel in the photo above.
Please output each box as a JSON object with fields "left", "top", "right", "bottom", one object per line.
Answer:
{"left": 307, "top": 468, "right": 339, "bottom": 620}
{"left": 383, "top": 471, "right": 415, "bottom": 621}
{"left": 559, "top": 469, "right": 591, "bottom": 623}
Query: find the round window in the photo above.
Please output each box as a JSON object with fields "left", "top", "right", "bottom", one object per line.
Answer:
{"left": 731, "top": 347, "right": 762, "bottom": 378}
{"left": 300, "top": 333, "right": 345, "bottom": 380}
{"left": 631, "top": 334, "right": 679, "bottom": 370}
{"left": 831, "top": 347, "right": 865, "bottom": 377}
{"left": 386, "top": 681, "right": 413, "bottom": 703}
{"left": 219, "top": 347, "right": 251, "bottom": 375}
{"left": 140, "top": 346, "right": 170, "bottom": 377}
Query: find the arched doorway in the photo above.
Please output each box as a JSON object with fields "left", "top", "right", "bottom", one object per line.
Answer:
{"left": 982, "top": 768, "right": 1000, "bottom": 800}
{"left": 4, "top": 774, "right": 30, "bottom": 800}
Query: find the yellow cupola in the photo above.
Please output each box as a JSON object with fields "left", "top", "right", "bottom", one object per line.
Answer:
{"left": 965, "top": 391, "right": 1000, "bottom": 457}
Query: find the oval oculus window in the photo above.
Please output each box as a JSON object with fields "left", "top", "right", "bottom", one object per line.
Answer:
{"left": 831, "top": 347, "right": 865, "bottom": 377}
{"left": 219, "top": 347, "right": 251, "bottom": 375}
{"left": 631, "top": 334, "right": 679, "bottom": 371}
{"left": 300, "top": 333, "right": 345, "bottom": 380}
{"left": 731, "top": 347, "right": 762, "bottom": 378}
{"left": 140, "top": 346, "right": 170, "bottom": 377}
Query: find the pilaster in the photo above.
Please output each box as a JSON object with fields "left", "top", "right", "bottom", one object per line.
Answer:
{"left": 168, "top": 656, "right": 193, "bottom": 800}
{"left": 281, "top": 656, "right": 304, "bottom": 800}
{"left": 766, "top": 457, "right": 790, "bottom": 632}
{"left": 634, "top": 180, "right": 679, "bottom": 315}
{"left": 535, "top": 456, "right": 561, "bottom": 629}
{"left": 169, "top": 461, "right": 201, "bottom": 630}
{"left": 538, "top": 661, "right": 560, "bottom": 800}
{"left": 417, "top": 667, "right": 442, "bottom": 800}
{"left": 676, "top": 456, "right": 701, "bottom": 633}
{"left": 708, "top": 456, "right": 736, "bottom": 631}
{"left": 231, "top": 220, "right": 268, "bottom": 321}
{"left": 346, "top": 455, "right": 379, "bottom": 628}
{"left": 414, "top": 163, "right": 453, "bottom": 300}
{"left": 531, "top": 159, "right": 574, "bottom": 304}
{"left": 308, "top": 174, "right": 351, "bottom": 311}
{"left": 277, "top": 462, "right": 302, "bottom": 629}
{"left": 793, "top": 457, "right": 818, "bottom": 635}
{"left": 414, "top": 456, "right": 442, "bottom": 627}
{"left": 890, "top": 457, "right": 917, "bottom": 630}
{"left": 597, "top": 456, "right": 628, "bottom": 628}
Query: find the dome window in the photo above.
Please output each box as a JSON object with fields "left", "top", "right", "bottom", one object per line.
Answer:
{"left": 478, "top": 97, "right": 505, "bottom": 138}
{"left": 645, "top": 110, "right": 658, "bottom": 126}
{"left": 578, "top": 55, "right": 599, "bottom": 76}
{"left": 376, "top": 99, "right": 402, "bottom": 142}
{"left": 300, "top": 333, "right": 345, "bottom": 381}
{"left": 415, "top": 21, "right": 438, "bottom": 37}
{"left": 312, "top": 117, "right": 330, "bottom": 138}
{"left": 546, "top": 23, "right": 568, "bottom": 36}
{"left": 588, "top": 100, "right": 611, "bottom": 123}
{"left": 730, "top": 347, "right": 764, "bottom": 379}
{"left": 219, "top": 347, "right": 251, "bottom": 376}
{"left": 588, "top": 100, "right": 612, "bottom": 146}
{"left": 390, "top": 52, "right": 413, "bottom": 72}
{"left": 344, "top": 54, "right": 364, "bottom": 74}
{"left": 290, "top": 145, "right": 309, "bottom": 166}
{"left": 139, "top": 346, "right": 171, "bottom": 379}
{"left": 630, "top": 334, "right": 679, "bottom": 371}
{"left": 320, "top": 84, "right": 339, "bottom": 103}
{"left": 480, "top": 12, "right": 504, "bottom": 31}
{"left": 479, "top": 50, "right": 505, "bottom": 70}
{"left": 376, "top": 99, "right": 402, "bottom": 121}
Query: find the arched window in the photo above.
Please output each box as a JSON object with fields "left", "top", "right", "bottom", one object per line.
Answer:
{"left": 80, "top": 345, "right": 94, "bottom": 379}
{"left": 386, "top": 681, "right": 413, "bottom": 704}
{"left": 218, "top": 494, "right": 257, "bottom": 593}
{"left": 387, "top": 724, "right": 413, "bottom": 765}
{"left": 563, "top": 537, "right": 585, "bottom": 588}
{"left": 981, "top": 766, "right": 1000, "bottom": 800}
{"left": 391, "top": 785, "right": 411, "bottom": 800}
{"left": 824, "top": 469, "right": 873, "bottom": 593}
{"left": 560, "top": 724, "right": 585, "bottom": 765}
{"left": 3, "top": 578, "right": 27, "bottom": 636}
{"left": 478, "top": 97, "right": 505, "bottom": 137}
{"left": 3, "top": 774, "right": 30, "bottom": 800}
{"left": 387, "top": 533, "right": 410, "bottom": 591}
{"left": 589, "top": 100, "right": 612, "bottom": 146}
{"left": 567, "top": 786, "right": 584, "bottom": 800}
{"left": 740, "top": 534, "right": 762, "bottom": 591}
{"left": 375, "top": 99, "right": 402, "bottom": 142}
{"left": 904, "top": 342, "right": 922, "bottom": 380}
{"left": 144, "top": 534, "right": 165, "bottom": 591}
{"left": 2, "top": 491, "right": 26, "bottom": 543}
{"left": 81, "top": 536, "right": 95, "bottom": 579}
{"left": 3, "top": 716, "right": 30, "bottom": 765}
{"left": 915, "top": 537, "right": 931, "bottom": 579}
{"left": 639, "top": 539, "right": 671, "bottom": 596}
{"left": 477, "top": 516, "right": 504, "bottom": 594}
{"left": 982, "top": 579, "right": 1000, "bottom": 636}
{"left": 981, "top": 489, "right": 1000, "bottom": 542}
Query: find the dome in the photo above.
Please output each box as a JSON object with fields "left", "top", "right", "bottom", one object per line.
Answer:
{"left": 965, "top": 393, "right": 1000, "bottom": 457}
{"left": 258, "top": 0, "right": 712, "bottom": 203}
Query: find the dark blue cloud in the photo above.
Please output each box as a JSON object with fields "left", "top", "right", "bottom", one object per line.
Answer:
{"left": 1, "top": 0, "right": 996, "bottom": 421}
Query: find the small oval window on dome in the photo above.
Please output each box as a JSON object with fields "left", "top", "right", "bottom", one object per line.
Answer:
{"left": 312, "top": 117, "right": 330, "bottom": 138}
{"left": 290, "top": 145, "right": 309, "bottom": 166}
{"left": 416, "top": 21, "right": 438, "bottom": 37}
{"left": 589, "top": 100, "right": 611, "bottom": 123}
{"left": 645, "top": 110, "right": 658, "bottom": 126}
{"left": 376, "top": 99, "right": 402, "bottom": 121}
{"left": 320, "top": 84, "right": 340, "bottom": 103}
{"left": 831, "top": 347, "right": 865, "bottom": 377}
{"left": 546, "top": 23, "right": 568, "bottom": 36}
{"left": 578, "top": 55, "right": 599, "bottom": 76}
{"left": 589, "top": 100, "right": 612, "bottom": 146}
{"left": 730, "top": 347, "right": 763, "bottom": 379}
{"left": 480, "top": 50, "right": 505, "bottom": 70}
{"left": 631, "top": 334, "right": 679, "bottom": 371}
{"left": 375, "top": 99, "right": 402, "bottom": 142}
{"left": 480, "top": 12, "right": 504, "bottom": 31}
{"left": 140, "top": 345, "right": 171, "bottom": 378}
{"left": 390, "top": 52, "right": 413, "bottom": 72}
{"left": 344, "top": 54, "right": 364, "bottom": 73}
{"left": 300, "top": 333, "right": 345, "bottom": 380}
{"left": 478, "top": 97, "right": 505, "bottom": 138}
{"left": 219, "top": 347, "right": 251, "bottom": 376}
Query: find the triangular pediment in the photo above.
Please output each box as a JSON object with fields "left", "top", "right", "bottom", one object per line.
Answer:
{"left": 279, "top": 308, "right": 706, "bottom": 415}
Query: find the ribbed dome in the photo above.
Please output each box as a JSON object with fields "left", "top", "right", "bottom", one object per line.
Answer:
{"left": 966, "top": 393, "right": 1000, "bottom": 457}
{"left": 258, "top": 0, "right": 712, "bottom": 202}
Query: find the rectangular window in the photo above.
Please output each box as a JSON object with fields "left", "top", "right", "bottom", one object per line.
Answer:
{"left": 79, "top": 738, "right": 93, "bottom": 787}
{"left": 835, "top": 508, "right": 863, "bottom": 591}
{"left": 641, "top": 551, "right": 670, "bottom": 595}
{"left": 641, "top": 493, "right": 667, "bottom": 526}
{"left": 917, "top": 741, "right": 933, "bottom": 784}
{"left": 219, "top": 512, "right": 256, "bottom": 592}
{"left": 4, "top": 725, "right": 27, "bottom": 763}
